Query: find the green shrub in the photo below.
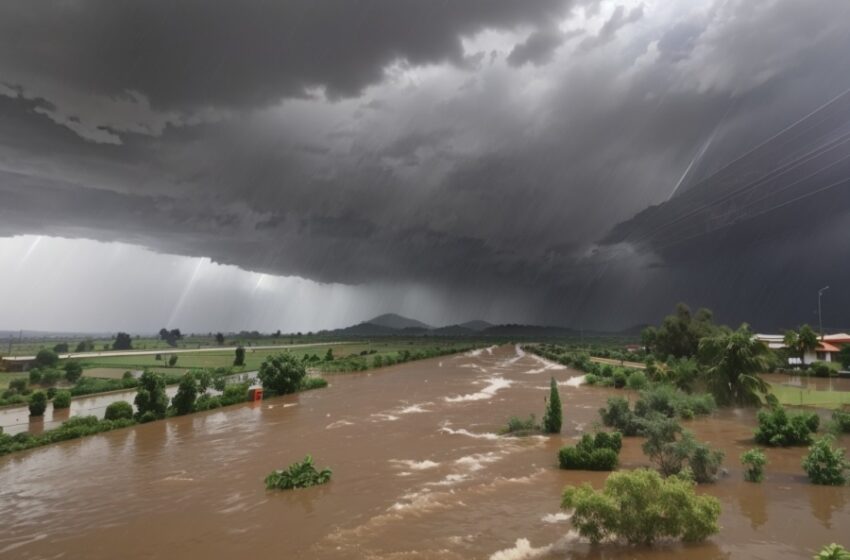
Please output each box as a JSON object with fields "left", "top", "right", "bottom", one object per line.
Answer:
{"left": 194, "top": 394, "right": 223, "bottom": 411}
{"left": 8, "top": 378, "right": 27, "bottom": 394}
{"left": 71, "top": 376, "right": 138, "bottom": 396}
{"left": 640, "top": 416, "right": 723, "bottom": 482}
{"left": 301, "top": 376, "right": 328, "bottom": 391}
{"left": 104, "top": 401, "right": 134, "bottom": 421}
{"left": 802, "top": 436, "right": 849, "bottom": 485}
{"left": 740, "top": 448, "right": 767, "bottom": 482}
{"left": 626, "top": 371, "right": 648, "bottom": 390}
{"left": 220, "top": 382, "right": 251, "bottom": 406}
{"left": 138, "top": 411, "right": 159, "bottom": 424}
{"left": 502, "top": 414, "right": 539, "bottom": 435}
{"left": 46, "top": 387, "right": 57, "bottom": 399}
{"left": 810, "top": 361, "right": 838, "bottom": 378}
{"left": 561, "top": 469, "right": 721, "bottom": 544}
{"left": 612, "top": 371, "right": 627, "bottom": 388}
{"left": 259, "top": 353, "right": 306, "bottom": 395}
{"left": 754, "top": 407, "right": 819, "bottom": 447}
{"left": 814, "top": 543, "right": 850, "bottom": 560}
{"left": 168, "top": 355, "right": 179, "bottom": 367}
{"left": 64, "top": 361, "right": 83, "bottom": 383}
{"left": 171, "top": 373, "right": 198, "bottom": 415}
{"left": 830, "top": 410, "right": 850, "bottom": 434}
{"left": 634, "top": 385, "right": 716, "bottom": 420}
{"left": 28, "top": 391, "right": 48, "bottom": 416}
{"left": 52, "top": 390, "right": 72, "bottom": 409}
{"left": 134, "top": 371, "right": 168, "bottom": 421}
{"left": 584, "top": 374, "right": 599, "bottom": 386}
{"left": 41, "top": 369, "right": 62, "bottom": 386}
{"left": 35, "top": 349, "right": 59, "bottom": 368}
{"left": 265, "top": 455, "right": 332, "bottom": 490}
{"left": 28, "top": 369, "right": 43, "bottom": 385}
{"left": 0, "top": 415, "right": 136, "bottom": 457}
{"left": 689, "top": 443, "right": 725, "bottom": 484}
{"left": 559, "top": 432, "right": 622, "bottom": 471}
{"left": 599, "top": 397, "right": 641, "bottom": 436}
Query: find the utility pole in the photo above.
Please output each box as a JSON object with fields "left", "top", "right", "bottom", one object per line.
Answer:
{"left": 818, "top": 286, "right": 829, "bottom": 339}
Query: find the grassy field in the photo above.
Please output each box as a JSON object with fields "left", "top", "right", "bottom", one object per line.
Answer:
{"left": 78, "top": 340, "right": 477, "bottom": 375}
{"left": 768, "top": 383, "right": 850, "bottom": 409}
{"left": 1, "top": 333, "right": 330, "bottom": 357}
{"left": 0, "top": 372, "right": 27, "bottom": 389}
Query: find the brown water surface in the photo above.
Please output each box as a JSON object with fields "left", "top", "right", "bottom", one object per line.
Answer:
{"left": 0, "top": 345, "right": 847, "bottom": 559}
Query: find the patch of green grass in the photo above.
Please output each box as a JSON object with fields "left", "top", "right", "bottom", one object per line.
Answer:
{"left": 768, "top": 383, "right": 850, "bottom": 409}
{"left": 0, "top": 372, "right": 27, "bottom": 389}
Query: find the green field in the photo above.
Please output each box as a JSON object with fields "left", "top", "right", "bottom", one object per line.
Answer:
{"left": 768, "top": 383, "right": 850, "bottom": 409}
{"left": 0, "top": 371, "right": 27, "bottom": 389}
{"left": 78, "top": 340, "right": 477, "bottom": 375}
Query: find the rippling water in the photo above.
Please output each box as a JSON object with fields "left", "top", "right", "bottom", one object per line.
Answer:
{"left": 0, "top": 345, "right": 847, "bottom": 559}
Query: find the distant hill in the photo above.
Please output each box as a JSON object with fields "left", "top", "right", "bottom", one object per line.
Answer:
{"left": 366, "top": 313, "right": 433, "bottom": 330}
{"left": 458, "top": 320, "right": 493, "bottom": 331}
{"left": 324, "top": 315, "right": 635, "bottom": 340}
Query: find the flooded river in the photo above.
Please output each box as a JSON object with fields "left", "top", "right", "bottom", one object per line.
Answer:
{"left": 0, "top": 345, "right": 847, "bottom": 559}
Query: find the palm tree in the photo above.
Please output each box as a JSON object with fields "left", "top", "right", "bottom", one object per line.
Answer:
{"left": 784, "top": 325, "right": 819, "bottom": 367}
{"left": 698, "top": 324, "right": 771, "bottom": 406}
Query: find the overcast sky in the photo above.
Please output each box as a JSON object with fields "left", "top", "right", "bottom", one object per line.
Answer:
{"left": 2, "top": 0, "right": 850, "bottom": 333}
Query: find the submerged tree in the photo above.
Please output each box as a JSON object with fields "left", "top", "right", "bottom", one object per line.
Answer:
{"left": 258, "top": 352, "right": 306, "bottom": 395}
{"left": 698, "top": 324, "right": 770, "bottom": 406}
{"left": 542, "top": 377, "right": 562, "bottom": 434}
{"left": 134, "top": 370, "right": 168, "bottom": 420}
{"left": 562, "top": 469, "right": 721, "bottom": 545}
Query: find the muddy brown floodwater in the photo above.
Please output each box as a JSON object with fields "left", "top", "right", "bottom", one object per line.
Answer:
{"left": 0, "top": 345, "right": 847, "bottom": 559}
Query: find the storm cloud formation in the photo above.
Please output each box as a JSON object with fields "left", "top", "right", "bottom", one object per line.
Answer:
{"left": 2, "top": 0, "right": 850, "bottom": 331}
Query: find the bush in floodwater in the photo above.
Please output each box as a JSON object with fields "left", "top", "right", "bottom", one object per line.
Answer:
{"left": 740, "top": 448, "right": 767, "bottom": 482}
{"left": 265, "top": 455, "right": 332, "bottom": 490}
{"left": 829, "top": 410, "right": 850, "bottom": 434}
{"left": 633, "top": 384, "right": 716, "bottom": 420}
{"left": 542, "top": 377, "right": 562, "bottom": 434}
{"left": 584, "top": 373, "right": 599, "bottom": 386}
{"left": 301, "top": 376, "right": 328, "bottom": 391}
{"left": 259, "top": 353, "right": 306, "bottom": 395}
{"left": 134, "top": 370, "right": 168, "bottom": 421}
{"left": 640, "top": 416, "right": 724, "bottom": 482}
{"left": 754, "top": 407, "right": 819, "bottom": 447}
{"left": 802, "top": 436, "right": 849, "bottom": 486}
{"left": 104, "top": 401, "right": 134, "bottom": 421}
{"left": 599, "top": 397, "right": 641, "bottom": 436}
{"left": 28, "top": 391, "right": 48, "bottom": 416}
{"left": 809, "top": 361, "right": 838, "bottom": 378}
{"left": 501, "top": 414, "right": 539, "bottom": 435}
{"left": 8, "top": 378, "right": 28, "bottom": 394}
{"left": 52, "top": 390, "right": 72, "bottom": 409}
{"left": 815, "top": 543, "right": 850, "bottom": 560}
{"left": 171, "top": 373, "right": 198, "bottom": 415}
{"left": 561, "top": 469, "right": 721, "bottom": 545}
{"left": 612, "top": 370, "right": 627, "bottom": 389}
{"left": 559, "top": 431, "right": 622, "bottom": 471}
{"left": 626, "top": 371, "right": 648, "bottom": 390}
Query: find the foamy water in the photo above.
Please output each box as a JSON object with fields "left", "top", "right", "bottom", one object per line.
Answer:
{"left": 445, "top": 377, "right": 513, "bottom": 402}
{"left": 389, "top": 459, "right": 440, "bottom": 471}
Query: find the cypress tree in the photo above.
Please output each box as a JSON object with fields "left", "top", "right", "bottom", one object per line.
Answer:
{"left": 543, "top": 376, "right": 563, "bottom": 433}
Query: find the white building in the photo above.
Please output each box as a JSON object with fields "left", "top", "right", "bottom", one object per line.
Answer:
{"left": 755, "top": 333, "right": 850, "bottom": 365}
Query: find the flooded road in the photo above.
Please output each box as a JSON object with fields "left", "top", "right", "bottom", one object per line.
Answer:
{"left": 0, "top": 345, "right": 847, "bottom": 559}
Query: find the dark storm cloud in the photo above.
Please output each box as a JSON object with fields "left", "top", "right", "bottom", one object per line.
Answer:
{"left": 0, "top": 0, "right": 572, "bottom": 110}
{"left": 3, "top": 0, "right": 850, "bottom": 330}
